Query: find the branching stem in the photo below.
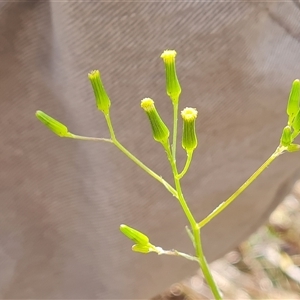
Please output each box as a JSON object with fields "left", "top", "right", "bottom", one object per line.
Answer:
{"left": 104, "top": 113, "right": 178, "bottom": 198}
{"left": 198, "top": 146, "right": 285, "bottom": 228}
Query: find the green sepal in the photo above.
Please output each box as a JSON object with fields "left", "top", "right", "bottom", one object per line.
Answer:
{"left": 287, "top": 79, "right": 300, "bottom": 125}
{"left": 287, "top": 144, "right": 300, "bottom": 152}
{"left": 88, "top": 70, "right": 111, "bottom": 114}
{"left": 141, "top": 98, "right": 170, "bottom": 144}
{"left": 280, "top": 126, "right": 292, "bottom": 147}
{"left": 35, "top": 110, "right": 70, "bottom": 137}
{"left": 120, "top": 224, "right": 149, "bottom": 245}
{"left": 181, "top": 107, "right": 198, "bottom": 152}
{"left": 161, "top": 50, "right": 181, "bottom": 104}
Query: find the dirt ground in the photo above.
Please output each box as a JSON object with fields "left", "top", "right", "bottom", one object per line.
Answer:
{"left": 152, "top": 181, "right": 300, "bottom": 300}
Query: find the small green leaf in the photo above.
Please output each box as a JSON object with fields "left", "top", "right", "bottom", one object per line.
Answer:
{"left": 280, "top": 126, "right": 292, "bottom": 147}
{"left": 120, "top": 224, "right": 149, "bottom": 245}
{"left": 35, "top": 110, "right": 70, "bottom": 137}
{"left": 287, "top": 79, "right": 300, "bottom": 125}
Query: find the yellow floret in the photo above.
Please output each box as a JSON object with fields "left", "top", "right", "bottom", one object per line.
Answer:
{"left": 141, "top": 98, "right": 155, "bottom": 112}
{"left": 181, "top": 107, "right": 198, "bottom": 122}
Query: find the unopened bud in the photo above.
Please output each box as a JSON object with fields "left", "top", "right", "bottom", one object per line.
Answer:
{"left": 181, "top": 107, "right": 198, "bottom": 152}
{"left": 287, "top": 144, "right": 300, "bottom": 152}
{"left": 120, "top": 224, "right": 149, "bottom": 245}
{"left": 88, "top": 70, "right": 111, "bottom": 114}
{"left": 132, "top": 244, "right": 155, "bottom": 254}
{"left": 280, "top": 126, "right": 292, "bottom": 147}
{"left": 161, "top": 50, "right": 181, "bottom": 104}
{"left": 292, "top": 109, "right": 300, "bottom": 137}
{"left": 35, "top": 110, "right": 70, "bottom": 137}
{"left": 287, "top": 79, "right": 300, "bottom": 125}
{"left": 141, "top": 98, "right": 170, "bottom": 144}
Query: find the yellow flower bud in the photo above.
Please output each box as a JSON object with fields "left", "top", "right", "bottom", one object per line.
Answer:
{"left": 88, "top": 70, "right": 111, "bottom": 114}
{"left": 35, "top": 110, "right": 70, "bottom": 137}
{"left": 141, "top": 98, "right": 170, "bottom": 144}
{"left": 287, "top": 79, "right": 300, "bottom": 125}
{"left": 161, "top": 50, "right": 181, "bottom": 104}
{"left": 181, "top": 107, "right": 198, "bottom": 152}
{"left": 280, "top": 126, "right": 292, "bottom": 147}
{"left": 120, "top": 224, "right": 149, "bottom": 245}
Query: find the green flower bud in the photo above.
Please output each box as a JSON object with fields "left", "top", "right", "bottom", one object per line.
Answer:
{"left": 292, "top": 109, "right": 300, "bottom": 137}
{"left": 181, "top": 107, "right": 198, "bottom": 152}
{"left": 287, "top": 144, "right": 300, "bottom": 152}
{"left": 161, "top": 50, "right": 181, "bottom": 104}
{"left": 132, "top": 244, "right": 155, "bottom": 254}
{"left": 287, "top": 79, "right": 300, "bottom": 125}
{"left": 120, "top": 224, "right": 149, "bottom": 245}
{"left": 35, "top": 110, "right": 70, "bottom": 137}
{"left": 141, "top": 98, "right": 170, "bottom": 144}
{"left": 88, "top": 70, "right": 111, "bottom": 114}
{"left": 280, "top": 126, "right": 292, "bottom": 147}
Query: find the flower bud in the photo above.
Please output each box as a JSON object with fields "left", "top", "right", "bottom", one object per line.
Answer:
{"left": 292, "top": 109, "right": 300, "bottom": 137}
{"left": 88, "top": 70, "right": 111, "bottom": 114}
{"left": 132, "top": 244, "right": 155, "bottom": 254}
{"left": 287, "top": 79, "right": 300, "bottom": 125}
{"left": 120, "top": 224, "right": 149, "bottom": 245}
{"left": 161, "top": 50, "right": 181, "bottom": 104}
{"left": 35, "top": 110, "right": 70, "bottom": 137}
{"left": 280, "top": 126, "right": 292, "bottom": 147}
{"left": 181, "top": 107, "right": 198, "bottom": 152}
{"left": 141, "top": 98, "right": 170, "bottom": 144}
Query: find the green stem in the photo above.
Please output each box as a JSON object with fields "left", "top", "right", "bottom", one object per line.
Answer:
{"left": 105, "top": 113, "right": 117, "bottom": 140}
{"left": 198, "top": 146, "right": 285, "bottom": 228}
{"left": 172, "top": 102, "right": 179, "bottom": 160}
{"left": 104, "top": 113, "right": 178, "bottom": 198}
{"left": 164, "top": 143, "right": 196, "bottom": 227}
{"left": 164, "top": 143, "right": 222, "bottom": 299}
{"left": 194, "top": 227, "right": 222, "bottom": 299}
{"left": 178, "top": 151, "right": 193, "bottom": 179}
{"left": 156, "top": 248, "right": 198, "bottom": 262}
{"left": 69, "top": 134, "right": 113, "bottom": 143}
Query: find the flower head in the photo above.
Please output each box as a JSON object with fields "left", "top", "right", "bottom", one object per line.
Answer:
{"left": 141, "top": 98, "right": 170, "bottom": 144}
{"left": 181, "top": 107, "right": 198, "bottom": 152}
{"left": 88, "top": 70, "right": 111, "bottom": 114}
{"left": 35, "top": 110, "right": 70, "bottom": 137}
{"left": 161, "top": 50, "right": 181, "bottom": 104}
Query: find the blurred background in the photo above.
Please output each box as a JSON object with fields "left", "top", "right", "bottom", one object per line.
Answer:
{"left": 155, "top": 180, "right": 300, "bottom": 300}
{"left": 1, "top": 1, "right": 300, "bottom": 299}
